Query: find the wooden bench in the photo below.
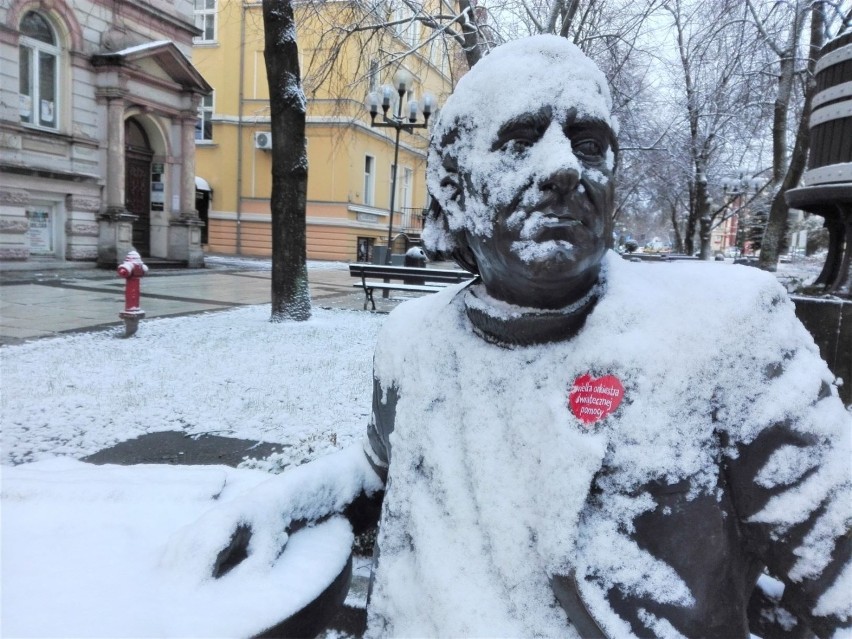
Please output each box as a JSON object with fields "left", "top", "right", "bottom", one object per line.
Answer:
{"left": 349, "top": 263, "right": 475, "bottom": 310}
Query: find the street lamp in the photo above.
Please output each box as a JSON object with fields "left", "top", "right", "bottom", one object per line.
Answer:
{"left": 366, "top": 68, "right": 434, "bottom": 264}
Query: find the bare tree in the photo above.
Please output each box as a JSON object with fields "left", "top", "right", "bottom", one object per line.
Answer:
{"left": 660, "top": 0, "right": 771, "bottom": 258}
{"left": 264, "top": 0, "right": 312, "bottom": 322}
{"left": 749, "top": 0, "right": 826, "bottom": 270}
{"left": 297, "top": 0, "right": 667, "bottom": 248}
{"left": 296, "top": 0, "right": 664, "bottom": 107}
{"left": 296, "top": 0, "right": 488, "bottom": 96}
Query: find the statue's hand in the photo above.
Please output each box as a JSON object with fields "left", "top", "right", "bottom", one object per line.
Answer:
{"left": 160, "top": 445, "right": 384, "bottom": 581}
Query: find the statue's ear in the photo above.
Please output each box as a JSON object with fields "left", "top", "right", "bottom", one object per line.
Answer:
{"left": 423, "top": 196, "right": 479, "bottom": 275}
{"left": 425, "top": 123, "right": 478, "bottom": 273}
{"left": 440, "top": 155, "right": 464, "bottom": 210}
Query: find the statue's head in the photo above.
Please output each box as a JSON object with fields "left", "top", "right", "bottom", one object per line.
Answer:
{"left": 424, "top": 35, "right": 618, "bottom": 309}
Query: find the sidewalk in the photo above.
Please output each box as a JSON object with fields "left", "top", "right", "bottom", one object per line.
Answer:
{"left": 0, "top": 255, "right": 408, "bottom": 346}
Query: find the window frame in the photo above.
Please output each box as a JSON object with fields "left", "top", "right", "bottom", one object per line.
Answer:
{"left": 195, "top": 92, "right": 214, "bottom": 142}
{"left": 364, "top": 155, "right": 375, "bottom": 206}
{"left": 368, "top": 60, "right": 379, "bottom": 93}
{"left": 401, "top": 166, "right": 413, "bottom": 210}
{"left": 389, "top": 162, "right": 396, "bottom": 209}
{"left": 390, "top": 3, "right": 418, "bottom": 49}
{"left": 388, "top": 164, "right": 412, "bottom": 212}
{"left": 193, "top": 0, "right": 217, "bottom": 43}
{"left": 18, "top": 12, "right": 61, "bottom": 131}
{"left": 404, "top": 15, "right": 419, "bottom": 48}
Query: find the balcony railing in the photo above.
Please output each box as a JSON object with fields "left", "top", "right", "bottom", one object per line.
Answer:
{"left": 400, "top": 207, "right": 426, "bottom": 233}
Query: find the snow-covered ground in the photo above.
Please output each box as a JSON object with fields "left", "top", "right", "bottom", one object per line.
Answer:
{"left": 776, "top": 253, "right": 833, "bottom": 290}
{"left": 1, "top": 304, "right": 383, "bottom": 466}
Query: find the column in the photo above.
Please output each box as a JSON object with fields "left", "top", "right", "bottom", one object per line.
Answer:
{"left": 97, "top": 90, "right": 134, "bottom": 267}
{"left": 105, "top": 95, "right": 126, "bottom": 213}
{"left": 180, "top": 108, "right": 198, "bottom": 218}
{"left": 168, "top": 100, "right": 204, "bottom": 267}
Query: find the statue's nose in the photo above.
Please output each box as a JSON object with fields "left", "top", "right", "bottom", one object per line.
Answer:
{"left": 541, "top": 166, "right": 580, "bottom": 196}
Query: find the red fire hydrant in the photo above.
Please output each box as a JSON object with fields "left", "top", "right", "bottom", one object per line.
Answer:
{"left": 117, "top": 250, "right": 148, "bottom": 337}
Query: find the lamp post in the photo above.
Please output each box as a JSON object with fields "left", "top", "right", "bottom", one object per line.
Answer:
{"left": 366, "top": 69, "right": 434, "bottom": 264}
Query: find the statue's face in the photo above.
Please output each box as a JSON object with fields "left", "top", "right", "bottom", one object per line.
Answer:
{"left": 427, "top": 37, "right": 617, "bottom": 309}
{"left": 459, "top": 104, "right": 615, "bottom": 309}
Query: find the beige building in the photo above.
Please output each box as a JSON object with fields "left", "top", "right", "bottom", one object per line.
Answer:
{"left": 0, "top": 0, "right": 211, "bottom": 266}
{"left": 192, "top": 0, "right": 455, "bottom": 262}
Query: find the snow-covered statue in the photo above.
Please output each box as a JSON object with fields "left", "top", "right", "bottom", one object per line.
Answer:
{"left": 169, "top": 35, "right": 851, "bottom": 638}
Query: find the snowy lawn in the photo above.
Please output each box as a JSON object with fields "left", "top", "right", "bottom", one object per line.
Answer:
{"left": 1, "top": 305, "right": 384, "bottom": 466}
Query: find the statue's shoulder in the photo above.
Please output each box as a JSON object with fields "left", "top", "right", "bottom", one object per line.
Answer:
{"left": 374, "top": 282, "right": 470, "bottom": 371}
{"left": 607, "top": 253, "right": 786, "bottom": 316}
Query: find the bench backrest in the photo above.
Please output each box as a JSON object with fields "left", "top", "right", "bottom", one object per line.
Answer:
{"left": 349, "top": 264, "right": 475, "bottom": 283}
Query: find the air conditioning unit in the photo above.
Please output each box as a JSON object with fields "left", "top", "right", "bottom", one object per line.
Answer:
{"left": 254, "top": 131, "right": 272, "bottom": 150}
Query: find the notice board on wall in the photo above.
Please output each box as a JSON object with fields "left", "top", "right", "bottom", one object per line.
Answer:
{"left": 27, "top": 210, "right": 52, "bottom": 254}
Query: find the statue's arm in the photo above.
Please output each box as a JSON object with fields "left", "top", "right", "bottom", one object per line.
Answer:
{"left": 721, "top": 381, "right": 851, "bottom": 638}
{"left": 161, "top": 444, "right": 385, "bottom": 580}
{"left": 364, "top": 375, "right": 398, "bottom": 483}
{"left": 181, "top": 373, "right": 398, "bottom": 579}
{"left": 334, "top": 375, "right": 398, "bottom": 539}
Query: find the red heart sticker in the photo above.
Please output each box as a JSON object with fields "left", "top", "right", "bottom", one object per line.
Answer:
{"left": 569, "top": 373, "right": 625, "bottom": 426}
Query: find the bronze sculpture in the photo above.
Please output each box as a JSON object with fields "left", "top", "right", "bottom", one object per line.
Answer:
{"left": 170, "top": 36, "right": 851, "bottom": 638}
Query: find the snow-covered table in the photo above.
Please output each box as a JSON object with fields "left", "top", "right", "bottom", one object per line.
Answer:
{"left": 1, "top": 459, "right": 353, "bottom": 638}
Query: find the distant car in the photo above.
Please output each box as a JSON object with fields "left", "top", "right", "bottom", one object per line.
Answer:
{"left": 724, "top": 247, "right": 741, "bottom": 258}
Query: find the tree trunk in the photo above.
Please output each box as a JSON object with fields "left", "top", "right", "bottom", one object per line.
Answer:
{"left": 684, "top": 178, "right": 699, "bottom": 256}
{"left": 669, "top": 202, "right": 684, "bottom": 254}
{"left": 456, "top": 0, "right": 483, "bottom": 68}
{"left": 263, "top": 0, "right": 311, "bottom": 321}
{"left": 770, "top": 4, "right": 804, "bottom": 185}
{"left": 759, "top": 3, "right": 824, "bottom": 271}
{"left": 695, "top": 166, "right": 713, "bottom": 259}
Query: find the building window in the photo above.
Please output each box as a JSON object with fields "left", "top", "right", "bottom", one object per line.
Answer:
{"left": 196, "top": 92, "right": 214, "bottom": 141}
{"left": 405, "top": 17, "right": 419, "bottom": 48}
{"left": 368, "top": 60, "right": 379, "bottom": 92}
{"left": 357, "top": 237, "right": 373, "bottom": 262}
{"left": 194, "top": 0, "right": 217, "bottom": 43}
{"left": 389, "top": 164, "right": 412, "bottom": 212}
{"left": 430, "top": 40, "right": 449, "bottom": 76}
{"left": 364, "top": 155, "right": 375, "bottom": 206}
{"left": 401, "top": 167, "right": 413, "bottom": 210}
{"left": 391, "top": 3, "right": 418, "bottom": 48}
{"left": 18, "top": 11, "right": 60, "bottom": 130}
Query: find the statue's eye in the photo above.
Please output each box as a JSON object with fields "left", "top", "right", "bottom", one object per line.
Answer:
{"left": 573, "top": 138, "right": 604, "bottom": 160}
{"left": 501, "top": 138, "right": 534, "bottom": 154}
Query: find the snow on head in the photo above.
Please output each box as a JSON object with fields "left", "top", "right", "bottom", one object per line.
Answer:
{"left": 424, "top": 35, "right": 615, "bottom": 256}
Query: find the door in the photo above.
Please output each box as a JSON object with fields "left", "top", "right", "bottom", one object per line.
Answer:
{"left": 125, "top": 119, "right": 153, "bottom": 256}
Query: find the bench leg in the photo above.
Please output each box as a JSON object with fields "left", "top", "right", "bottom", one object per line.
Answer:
{"left": 365, "top": 288, "right": 376, "bottom": 311}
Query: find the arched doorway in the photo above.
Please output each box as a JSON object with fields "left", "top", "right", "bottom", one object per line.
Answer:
{"left": 125, "top": 118, "right": 152, "bottom": 255}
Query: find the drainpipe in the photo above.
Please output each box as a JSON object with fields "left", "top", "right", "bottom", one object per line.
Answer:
{"left": 235, "top": 1, "right": 247, "bottom": 255}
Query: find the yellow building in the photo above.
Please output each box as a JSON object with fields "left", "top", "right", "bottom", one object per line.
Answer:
{"left": 191, "top": 0, "right": 455, "bottom": 262}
